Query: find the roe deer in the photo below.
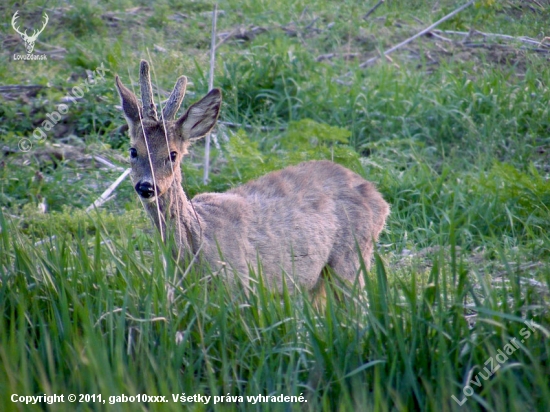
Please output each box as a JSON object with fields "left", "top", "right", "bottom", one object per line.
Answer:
{"left": 115, "top": 60, "right": 390, "bottom": 296}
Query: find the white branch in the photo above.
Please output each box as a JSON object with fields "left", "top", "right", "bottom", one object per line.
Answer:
{"left": 359, "top": 0, "right": 475, "bottom": 68}
{"left": 86, "top": 168, "right": 131, "bottom": 212}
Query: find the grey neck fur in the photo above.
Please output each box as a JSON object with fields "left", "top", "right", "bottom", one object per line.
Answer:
{"left": 142, "top": 176, "right": 201, "bottom": 256}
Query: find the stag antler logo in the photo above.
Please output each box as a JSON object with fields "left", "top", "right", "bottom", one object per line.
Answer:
{"left": 12, "top": 11, "right": 49, "bottom": 54}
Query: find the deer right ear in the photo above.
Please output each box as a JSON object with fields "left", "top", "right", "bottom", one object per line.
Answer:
{"left": 176, "top": 89, "right": 222, "bottom": 141}
{"left": 115, "top": 75, "right": 141, "bottom": 124}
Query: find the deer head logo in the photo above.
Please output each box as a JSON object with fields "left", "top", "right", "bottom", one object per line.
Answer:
{"left": 11, "top": 11, "right": 49, "bottom": 54}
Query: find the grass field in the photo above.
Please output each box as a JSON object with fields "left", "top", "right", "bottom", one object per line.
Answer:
{"left": 1, "top": 0, "right": 550, "bottom": 410}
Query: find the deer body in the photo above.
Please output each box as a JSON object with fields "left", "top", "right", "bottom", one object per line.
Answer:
{"left": 116, "top": 61, "right": 389, "bottom": 294}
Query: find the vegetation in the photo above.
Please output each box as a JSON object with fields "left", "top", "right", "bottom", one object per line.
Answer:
{"left": 1, "top": 0, "right": 549, "bottom": 410}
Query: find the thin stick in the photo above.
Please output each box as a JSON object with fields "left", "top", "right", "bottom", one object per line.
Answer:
{"left": 428, "top": 31, "right": 453, "bottom": 43}
{"left": 203, "top": 3, "right": 218, "bottom": 185}
{"left": 431, "top": 29, "right": 547, "bottom": 47}
{"left": 219, "top": 121, "right": 286, "bottom": 132}
{"left": 359, "top": 0, "right": 475, "bottom": 68}
{"left": 208, "top": 5, "right": 218, "bottom": 105}
{"left": 91, "top": 155, "right": 126, "bottom": 171}
{"left": 363, "top": 0, "right": 385, "bottom": 20}
{"left": 86, "top": 168, "right": 131, "bottom": 212}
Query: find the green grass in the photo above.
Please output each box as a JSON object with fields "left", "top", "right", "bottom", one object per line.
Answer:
{"left": 1, "top": 0, "right": 550, "bottom": 411}
{"left": 1, "top": 208, "right": 548, "bottom": 411}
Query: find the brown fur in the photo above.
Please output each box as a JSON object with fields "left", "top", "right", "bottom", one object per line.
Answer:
{"left": 116, "top": 61, "right": 390, "bottom": 296}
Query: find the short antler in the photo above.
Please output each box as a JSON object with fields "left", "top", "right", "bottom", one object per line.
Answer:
{"left": 162, "top": 76, "right": 188, "bottom": 120}
{"left": 139, "top": 60, "right": 158, "bottom": 120}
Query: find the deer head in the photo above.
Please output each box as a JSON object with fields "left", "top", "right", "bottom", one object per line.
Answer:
{"left": 12, "top": 11, "right": 49, "bottom": 54}
{"left": 115, "top": 60, "right": 222, "bottom": 203}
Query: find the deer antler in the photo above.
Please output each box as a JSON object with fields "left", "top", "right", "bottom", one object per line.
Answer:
{"left": 162, "top": 76, "right": 187, "bottom": 120}
{"left": 139, "top": 60, "right": 158, "bottom": 120}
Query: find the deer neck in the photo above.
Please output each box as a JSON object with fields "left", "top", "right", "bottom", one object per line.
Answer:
{"left": 142, "top": 175, "right": 201, "bottom": 254}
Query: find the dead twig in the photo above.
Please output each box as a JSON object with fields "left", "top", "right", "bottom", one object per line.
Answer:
{"left": 316, "top": 53, "right": 336, "bottom": 62}
{"left": 91, "top": 155, "right": 126, "bottom": 171}
{"left": 101, "top": 12, "right": 123, "bottom": 22}
{"left": 203, "top": 3, "right": 218, "bottom": 185}
{"left": 216, "top": 16, "right": 321, "bottom": 49}
{"left": 86, "top": 168, "right": 131, "bottom": 212}
{"left": 461, "top": 42, "right": 550, "bottom": 55}
{"left": 526, "top": 0, "right": 545, "bottom": 11}
{"left": 316, "top": 52, "right": 360, "bottom": 62}
{"left": 363, "top": 0, "right": 385, "bottom": 20}
{"left": 219, "top": 121, "right": 286, "bottom": 132}
{"left": 304, "top": 17, "right": 320, "bottom": 31}
{"left": 427, "top": 31, "right": 453, "bottom": 43}
{"left": 358, "top": 0, "right": 475, "bottom": 69}
{"left": 431, "top": 29, "right": 548, "bottom": 48}
{"left": 0, "top": 85, "right": 47, "bottom": 93}
{"left": 216, "top": 26, "right": 267, "bottom": 48}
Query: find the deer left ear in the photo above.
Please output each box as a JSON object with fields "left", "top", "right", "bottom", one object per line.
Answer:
{"left": 176, "top": 89, "right": 222, "bottom": 140}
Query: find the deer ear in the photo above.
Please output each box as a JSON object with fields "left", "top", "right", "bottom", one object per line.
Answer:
{"left": 115, "top": 75, "right": 141, "bottom": 124}
{"left": 176, "top": 89, "right": 221, "bottom": 140}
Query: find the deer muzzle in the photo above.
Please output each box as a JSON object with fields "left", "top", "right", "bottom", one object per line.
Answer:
{"left": 135, "top": 181, "right": 157, "bottom": 199}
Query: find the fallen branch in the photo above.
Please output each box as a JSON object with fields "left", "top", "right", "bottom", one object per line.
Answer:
{"left": 431, "top": 29, "right": 549, "bottom": 48}
{"left": 316, "top": 52, "right": 360, "bottom": 62}
{"left": 461, "top": 42, "right": 550, "bottom": 54}
{"left": 0, "top": 85, "right": 47, "bottom": 93}
{"left": 219, "top": 121, "right": 286, "bottom": 132}
{"left": 216, "top": 17, "right": 322, "bottom": 49}
{"left": 304, "top": 17, "right": 320, "bottom": 31}
{"left": 216, "top": 26, "right": 267, "bottom": 48}
{"left": 86, "top": 168, "right": 131, "bottom": 212}
{"left": 359, "top": 0, "right": 475, "bottom": 68}
{"left": 427, "top": 31, "right": 453, "bottom": 43}
{"left": 91, "top": 155, "right": 126, "bottom": 171}
{"left": 363, "top": 0, "right": 385, "bottom": 20}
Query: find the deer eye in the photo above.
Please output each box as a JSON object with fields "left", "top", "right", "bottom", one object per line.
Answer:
{"left": 170, "top": 151, "right": 178, "bottom": 162}
{"left": 129, "top": 148, "right": 137, "bottom": 159}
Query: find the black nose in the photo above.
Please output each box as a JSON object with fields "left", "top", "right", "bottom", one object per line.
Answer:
{"left": 135, "top": 182, "right": 156, "bottom": 199}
